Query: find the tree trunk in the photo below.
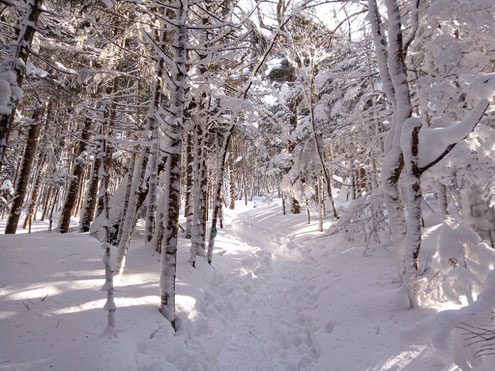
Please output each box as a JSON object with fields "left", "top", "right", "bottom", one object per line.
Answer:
{"left": 58, "top": 115, "right": 92, "bottom": 233}
{"left": 159, "top": 0, "right": 188, "bottom": 330}
{"left": 5, "top": 106, "right": 44, "bottom": 234}
{"left": 115, "top": 153, "right": 136, "bottom": 245}
{"left": 189, "top": 120, "right": 207, "bottom": 267}
{"left": 184, "top": 128, "right": 194, "bottom": 238}
{"left": 318, "top": 176, "right": 323, "bottom": 232}
{"left": 40, "top": 185, "right": 52, "bottom": 221}
{"left": 207, "top": 130, "right": 233, "bottom": 265}
{"left": 144, "top": 61, "right": 164, "bottom": 242}
{"left": 80, "top": 153, "right": 102, "bottom": 232}
{"left": 114, "top": 145, "right": 149, "bottom": 276}
{"left": 400, "top": 119, "right": 422, "bottom": 308}
{"left": 229, "top": 164, "right": 235, "bottom": 210}
{"left": 22, "top": 154, "right": 46, "bottom": 229}
{"left": 48, "top": 188, "right": 60, "bottom": 232}
{"left": 0, "top": 0, "right": 43, "bottom": 172}
{"left": 98, "top": 137, "right": 116, "bottom": 335}
{"left": 306, "top": 195, "right": 311, "bottom": 224}
{"left": 145, "top": 122, "right": 160, "bottom": 242}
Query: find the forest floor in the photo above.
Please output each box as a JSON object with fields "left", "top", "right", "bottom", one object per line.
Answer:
{"left": 0, "top": 199, "right": 458, "bottom": 370}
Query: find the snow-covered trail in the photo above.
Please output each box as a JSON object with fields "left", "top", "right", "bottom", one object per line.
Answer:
{"left": 0, "top": 200, "right": 453, "bottom": 370}
{"left": 204, "top": 201, "right": 445, "bottom": 371}
{"left": 212, "top": 204, "right": 321, "bottom": 370}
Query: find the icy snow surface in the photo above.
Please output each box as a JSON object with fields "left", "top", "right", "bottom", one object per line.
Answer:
{"left": 0, "top": 201, "right": 456, "bottom": 370}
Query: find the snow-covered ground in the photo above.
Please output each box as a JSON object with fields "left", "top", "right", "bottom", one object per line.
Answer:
{"left": 0, "top": 200, "right": 457, "bottom": 370}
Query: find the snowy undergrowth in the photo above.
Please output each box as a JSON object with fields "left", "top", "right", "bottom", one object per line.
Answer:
{"left": 1, "top": 200, "right": 460, "bottom": 370}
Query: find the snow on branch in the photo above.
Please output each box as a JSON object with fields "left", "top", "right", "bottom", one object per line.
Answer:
{"left": 418, "top": 98, "right": 490, "bottom": 172}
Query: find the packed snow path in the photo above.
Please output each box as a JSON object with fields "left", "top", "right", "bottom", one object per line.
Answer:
{"left": 1, "top": 200, "right": 449, "bottom": 370}
{"left": 213, "top": 206, "right": 321, "bottom": 370}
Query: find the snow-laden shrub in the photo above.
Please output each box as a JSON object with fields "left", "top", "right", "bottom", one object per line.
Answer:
{"left": 331, "top": 190, "right": 388, "bottom": 249}
{"left": 417, "top": 217, "right": 495, "bottom": 307}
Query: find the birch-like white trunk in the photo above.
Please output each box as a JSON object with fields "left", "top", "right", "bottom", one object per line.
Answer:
{"left": 98, "top": 138, "right": 116, "bottom": 335}
{"left": 114, "top": 144, "right": 149, "bottom": 276}
{"left": 189, "top": 120, "right": 207, "bottom": 267}
{"left": 368, "top": 0, "right": 410, "bottom": 279}
{"left": 159, "top": 0, "right": 188, "bottom": 329}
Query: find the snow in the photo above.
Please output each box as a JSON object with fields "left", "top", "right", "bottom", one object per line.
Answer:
{"left": 26, "top": 63, "right": 49, "bottom": 79}
{"left": 0, "top": 201, "right": 464, "bottom": 370}
{"left": 417, "top": 99, "right": 490, "bottom": 169}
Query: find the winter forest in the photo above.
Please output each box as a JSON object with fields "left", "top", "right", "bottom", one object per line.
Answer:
{"left": 0, "top": 0, "right": 494, "bottom": 369}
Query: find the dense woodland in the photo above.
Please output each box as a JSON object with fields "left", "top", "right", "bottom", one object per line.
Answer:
{"left": 1, "top": 0, "right": 495, "bottom": 369}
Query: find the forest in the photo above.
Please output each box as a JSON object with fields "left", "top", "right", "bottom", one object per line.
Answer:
{"left": 1, "top": 0, "right": 495, "bottom": 370}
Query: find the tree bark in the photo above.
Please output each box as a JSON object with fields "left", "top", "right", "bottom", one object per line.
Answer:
{"left": 189, "top": 119, "right": 207, "bottom": 267}
{"left": 114, "top": 145, "right": 149, "bottom": 276}
{"left": 159, "top": 0, "right": 188, "bottom": 329}
{"left": 184, "top": 128, "right": 194, "bottom": 238}
{"left": 22, "top": 154, "right": 46, "bottom": 229}
{"left": 58, "top": 115, "right": 92, "bottom": 233}
{"left": 400, "top": 119, "right": 422, "bottom": 308}
{"left": 5, "top": 106, "right": 44, "bottom": 234}
{"left": 80, "top": 153, "right": 101, "bottom": 232}
{"left": 0, "top": 0, "right": 43, "bottom": 172}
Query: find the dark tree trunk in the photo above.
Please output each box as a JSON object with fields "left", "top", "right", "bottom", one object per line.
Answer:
{"left": 184, "top": 129, "right": 194, "bottom": 238}
{"left": 80, "top": 155, "right": 101, "bottom": 232}
{"left": 22, "top": 154, "right": 46, "bottom": 229}
{"left": 58, "top": 115, "right": 92, "bottom": 233}
{"left": 5, "top": 107, "right": 44, "bottom": 234}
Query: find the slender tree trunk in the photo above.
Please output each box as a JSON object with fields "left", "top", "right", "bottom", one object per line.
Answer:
{"left": 306, "top": 195, "right": 311, "bottom": 224}
{"left": 59, "top": 115, "right": 92, "bottom": 233}
{"left": 307, "top": 79, "right": 338, "bottom": 219}
{"left": 114, "top": 145, "right": 149, "bottom": 276}
{"left": 151, "top": 185, "right": 167, "bottom": 254}
{"left": 144, "top": 62, "right": 164, "bottom": 242}
{"left": 22, "top": 154, "right": 46, "bottom": 229}
{"left": 5, "top": 107, "right": 44, "bottom": 234}
{"left": 400, "top": 119, "right": 422, "bottom": 308}
{"left": 189, "top": 120, "right": 207, "bottom": 267}
{"left": 145, "top": 122, "right": 160, "bottom": 242}
{"left": 98, "top": 137, "right": 116, "bottom": 335}
{"left": 318, "top": 176, "right": 323, "bottom": 232}
{"left": 207, "top": 130, "right": 233, "bottom": 264}
{"left": 40, "top": 185, "right": 52, "bottom": 221}
{"left": 184, "top": 128, "right": 194, "bottom": 238}
{"left": 73, "top": 169, "right": 86, "bottom": 217}
{"left": 80, "top": 154, "right": 102, "bottom": 232}
{"left": 115, "top": 153, "right": 136, "bottom": 245}
{"left": 229, "top": 164, "right": 235, "bottom": 210}
{"left": 48, "top": 189, "right": 59, "bottom": 232}
{"left": 282, "top": 193, "right": 286, "bottom": 215}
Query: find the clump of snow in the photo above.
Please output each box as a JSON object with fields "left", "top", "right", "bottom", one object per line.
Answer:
{"left": 26, "top": 63, "right": 49, "bottom": 78}
{"left": 417, "top": 217, "right": 495, "bottom": 307}
{"left": 0, "top": 79, "right": 12, "bottom": 115}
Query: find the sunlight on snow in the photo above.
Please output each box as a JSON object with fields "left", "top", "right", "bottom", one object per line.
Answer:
{"left": 48, "top": 295, "right": 160, "bottom": 315}
{"left": 374, "top": 345, "right": 428, "bottom": 370}
{"left": 0, "top": 311, "right": 16, "bottom": 320}
{"left": 3, "top": 285, "right": 61, "bottom": 301}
